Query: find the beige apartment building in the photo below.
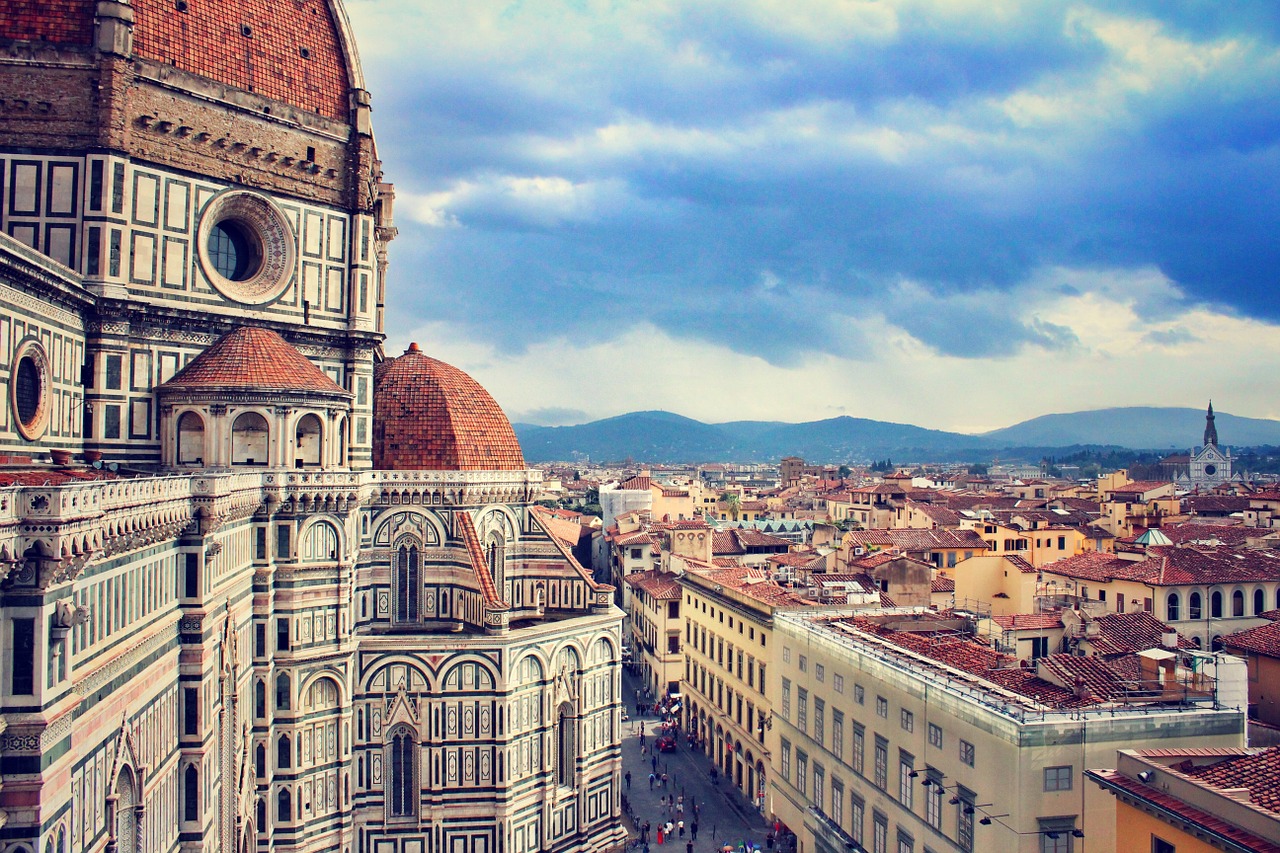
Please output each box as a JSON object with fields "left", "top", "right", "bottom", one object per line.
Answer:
{"left": 769, "top": 611, "right": 1246, "bottom": 853}
{"left": 678, "top": 562, "right": 816, "bottom": 810}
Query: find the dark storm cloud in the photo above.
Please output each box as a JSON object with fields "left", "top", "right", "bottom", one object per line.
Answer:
{"left": 351, "top": 1, "right": 1280, "bottom": 363}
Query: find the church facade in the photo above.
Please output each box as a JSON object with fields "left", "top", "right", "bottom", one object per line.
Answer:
{"left": 0, "top": 4, "right": 625, "bottom": 853}
{"left": 1182, "top": 402, "right": 1234, "bottom": 489}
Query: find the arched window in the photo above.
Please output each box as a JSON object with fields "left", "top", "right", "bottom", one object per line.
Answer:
{"left": 1255, "top": 588, "right": 1266, "bottom": 616}
{"left": 184, "top": 764, "right": 199, "bottom": 821}
{"left": 231, "top": 412, "right": 270, "bottom": 466}
{"left": 556, "top": 702, "right": 575, "bottom": 787}
{"left": 1211, "top": 590, "right": 1223, "bottom": 618}
{"left": 177, "top": 411, "right": 206, "bottom": 465}
{"left": 338, "top": 417, "right": 349, "bottom": 468}
{"left": 256, "top": 798, "right": 266, "bottom": 831}
{"left": 1232, "top": 590, "right": 1245, "bottom": 617}
{"left": 294, "top": 414, "right": 323, "bottom": 468}
{"left": 387, "top": 726, "right": 417, "bottom": 819}
{"left": 256, "top": 743, "right": 266, "bottom": 778}
{"left": 115, "top": 769, "right": 138, "bottom": 853}
{"left": 276, "top": 674, "right": 290, "bottom": 711}
{"left": 1189, "top": 592, "right": 1203, "bottom": 620}
{"left": 277, "top": 788, "right": 291, "bottom": 822}
{"left": 255, "top": 679, "right": 266, "bottom": 718}
{"left": 394, "top": 541, "right": 420, "bottom": 623}
{"left": 278, "top": 734, "right": 292, "bottom": 769}
{"left": 487, "top": 533, "right": 505, "bottom": 594}
{"left": 1166, "top": 593, "right": 1180, "bottom": 622}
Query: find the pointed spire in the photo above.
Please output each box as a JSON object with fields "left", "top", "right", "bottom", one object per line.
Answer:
{"left": 1204, "top": 400, "right": 1218, "bottom": 447}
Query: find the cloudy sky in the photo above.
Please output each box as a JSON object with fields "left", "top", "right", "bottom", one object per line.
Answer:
{"left": 346, "top": 0, "right": 1280, "bottom": 433}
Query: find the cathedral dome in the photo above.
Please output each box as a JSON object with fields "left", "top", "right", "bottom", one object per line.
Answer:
{"left": 373, "top": 344, "right": 526, "bottom": 472}
{"left": 159, "top": 326, "right": 347, "bottom": 396}
{"left": 131, "top": 0, "right": 358, "bottom": 120}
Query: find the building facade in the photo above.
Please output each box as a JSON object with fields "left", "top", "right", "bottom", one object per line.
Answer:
{"left": 769, "top": 611, "right": 1246, "bottom": 853}
{"left": 0, "top": 5, "right": 625, "bottom": 853}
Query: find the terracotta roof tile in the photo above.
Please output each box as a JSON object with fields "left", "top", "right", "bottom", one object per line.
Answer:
{"left": 1223, "top": 620, "right": 1280, "bottom": 659}
{"left": 1185, "top": 747, "right": 1280, "bottom": 815}
{"left": 373, "top": 344, "right": 525, "bottom": 472}
{"left": 991, "top": 612, "right": 1063, "bottom": 631}
{"left": 159, "top": 327, "right": 347, "bottom": 395}
{"left": 132, "top": 0, "right": 350, "bottom": 120}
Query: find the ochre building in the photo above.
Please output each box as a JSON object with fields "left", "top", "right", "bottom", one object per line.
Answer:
{"left": 0, "top": 4, "right": 625, "bottom": 853}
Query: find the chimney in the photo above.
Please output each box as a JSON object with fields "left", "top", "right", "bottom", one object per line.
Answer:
{"left": 1161, "top": 631, "right": 1177, "bottom": 650}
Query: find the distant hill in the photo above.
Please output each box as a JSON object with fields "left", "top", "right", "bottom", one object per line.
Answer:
{"left": 981, "top": 407, "right": 1280, "bottom": 449}
{"left": 514, "top": 411, "right": 994, "bottom": 463}
{"left": 513, "top": 406, "right": 1280, "bottom": 464}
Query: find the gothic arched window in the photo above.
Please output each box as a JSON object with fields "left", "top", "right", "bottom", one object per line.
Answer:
{"left": 184, "top": 764, "right": 199, "bottom": 821}
{"left": 387, "top": 726, "right": 417, "bottom": 819}
{"left": 277, "top": 788, "right": 291, "bottom": 822}
{"left": 487, "top": 533, "right": 505, "bottom": 594}
{"left": 115, "top": 769, "right": 139, "bottom": 853}
{"left": 395, "top": 541, "right": 421, "bottom": 623}
{"left": 555, "top": 702, "right": 575, "bottom": 788}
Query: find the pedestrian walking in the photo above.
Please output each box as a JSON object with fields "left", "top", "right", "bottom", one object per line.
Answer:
{"left": 710, "top": 767, "right": 719, "bottom": 785}
{"left": 693, "top": 803, "right": 700, "bottom": 820}
{"left": 661, "top": 772, "right": 669, "bottom": 788}
{"left": 686, "top": 842, "right": 693, "bottom": 853}
{"left": 642, "top": 821, "right": 650, "bottom": 842}
{"left": 657, "top": 827, "right": 664, "bottom": 846}
{"left": 678, "top": 819, "right": 685, "bottom": 837}
{"left": 625, "top": 771, "right": 632, "bottom": 790}
{"left": 691, "top": 821, "right": 699, "bottom": 841}
{"left": 765, "top": 831, "right": 774, "bottom": 850}
{"left": 649, "top": 772, "right": 655, "bottom": 790}
{"left": 651, "top": 754, "right": 658, "bottom": 772}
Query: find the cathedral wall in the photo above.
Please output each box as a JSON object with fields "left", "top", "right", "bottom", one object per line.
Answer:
{"left": 0, "top": 51, "right": 102, "bottom": 152}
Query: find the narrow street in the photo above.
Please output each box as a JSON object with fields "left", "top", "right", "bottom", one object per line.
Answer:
{"left": 620, "top": 668, "right": 774, "bottom": 853}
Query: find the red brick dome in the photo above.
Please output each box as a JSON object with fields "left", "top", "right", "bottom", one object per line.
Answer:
{"left": 0, "top": 1, "right": 96, "bottom": 46}
{"left": 373, "top": 344, "right": 526, "bottom": 472}
{"left": 132, "top": 0, "right": 355, "bottom": 121}
{"left": 159, "top": 326, "right": 348, "bottom": 396}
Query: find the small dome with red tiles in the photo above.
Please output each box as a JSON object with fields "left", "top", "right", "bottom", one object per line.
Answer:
{"left": 373, "top": 344, "right": 526, "bottom": 472}
{"left": 159, "top": 326, "right": 348, "bottom": 397}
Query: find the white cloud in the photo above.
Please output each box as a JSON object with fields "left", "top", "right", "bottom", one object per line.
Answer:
{"left": 392, "top": 265, "right": 1280, "bottom": 433}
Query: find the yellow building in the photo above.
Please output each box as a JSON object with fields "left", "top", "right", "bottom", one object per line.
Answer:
{"left": 678, "top": 562, "right": 817, "bottom": 810}
{"left": 770, "top": 611, "right": 1246, "bottom": 853}
{"left": 625, "top": 568, "right": 684, "bottom": 697}
{"left": 953, "top": 553, "right": 1040, "bottom": 615}
{"left": 1089, "top": 747, "right": 1280, "bottom": 852}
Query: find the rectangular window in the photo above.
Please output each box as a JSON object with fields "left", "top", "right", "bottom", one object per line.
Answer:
{"left": 256, "top": 527, "right": 267, "bottom": 560}
{"left": 855, "top": 684, "right": 865, "bottom": 705}
{"left": 799, "top": 654, "right": 807, "bottom": 672}
{"left": 959, "top": 739, "right": 975, "bottom": 767}
{"left": 814, "top": 697, "right": 825, "bottom": 746}
{"left": 897, "top": 830, "right": 914, "bottom": 853}
{"left": 1151, "top": 839, "right": 1175, "bottom": 853}
{"left": 925, "top": 775, "right": 943, "bottom": 828}
{"left": 958, "top": 791, "right": 976, "bottom": 852}
{"left": 277, "top": 618, "right": 290, "bottom": 651}
{"left": 254, "top": 622, "right": 265, "bottom": 658}
{"left": 874, "top": 736, "right": 888, "bottom": 790}
{"left": 797, "top": 687, "right": 808, "bottom": 732}
{"left": 832, "top": 709, "right": 844, "bottom": 759}
{"left": 781, "top": 739, "right": 792, "bottom": 781}
{"left": 815, "top": 663, "right": 825, "bottom": 682}
{"left": 277, "top": 525, "right": 291, "bottom": 559}
{"left": 1039, "top": 821, "right": 1074, "bottom": 853}
{"left": 783, "top": 646, "right": 791, "bottom": 664}
{"left": 898, "top": 751, "right": 914, "bottom": 808}
{"left": 781, "top": 678, "right": 791, "bottom": 719}
{"left": 831, "top": 778, "right": 844, "bottom": 826}
{"left": 796, "top": 751, "right": 808, "bottom": 795}
{"left": 850, "top": 796, "right": 865, "bottom": 844}
{"left": 901, "top": 709, "right": 914, "bottom": 732}
{"left": 873, "top": 812, "right": 888, "bottom": 853}
{"left": 928, "top": 723, "right": 942, "bottom": 749}
{"left": 852, "top": 724, "right": 865, "bottom": 774}
{"left": 1044, "top": 765, "right": 1073, "bottom": 792}
{"left": 834, "top": 673, "right": 844, "bottom": 693}
{"left": 813, "top": 762, "right": 824, "bottom": 805}
{"left": 11, "top": 618, "right": 35, "bottom": 695}
{"left": 184, "top": 686, "right": 199, "bottom": 735}
{"left": 876, "top": 696, "right": 888, "bottom": 718}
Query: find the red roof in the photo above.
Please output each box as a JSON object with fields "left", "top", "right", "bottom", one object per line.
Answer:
{"left": 1223, "top": 620, "right": 1280, "bottom": 659}
{"left": 1087, "top": 612, "right": 1189, "bottom": 656}
{"left": 159, "top": 327, "right": 347, "bottom": 395}
{"left": 1186, "top": 747, "right": 1280, "bottom": 815}
{"left": 132, "top": 0, "right": 351, "bottom": 120}
{"left": 991, "top": 612, "right": 1063, "bottom": 631}
{"left": 373, "top": 344, "right": 525, "bottom": 472}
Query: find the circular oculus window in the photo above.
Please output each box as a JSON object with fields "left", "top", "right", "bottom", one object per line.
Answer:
{"left": 196, "top": 190, "right": 297, "bottom": 305}
{"left": 10, "top": 338, "right": 50, "bottom": 442}
{"left": 1204, "top": 463, "right": 1217, "bottom": 476}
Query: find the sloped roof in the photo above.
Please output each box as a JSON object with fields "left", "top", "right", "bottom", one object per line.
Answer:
{"left": 159, "top": 326, "right": 347, "bottom": 395}
{"left": 1185, "top": 747, "right": 1280, "bottom": 816}
{"left": 1222, "top": 620, "right": 1280, "bottom": 659}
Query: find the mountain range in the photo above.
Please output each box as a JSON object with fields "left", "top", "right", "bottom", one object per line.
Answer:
{"left": 512, "top": 407, "right": 1280, "bottom": 464}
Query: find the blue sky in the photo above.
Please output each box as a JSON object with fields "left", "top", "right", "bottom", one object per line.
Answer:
{"left": 346, "top": 0, "right": 1280, "bottom": 432}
